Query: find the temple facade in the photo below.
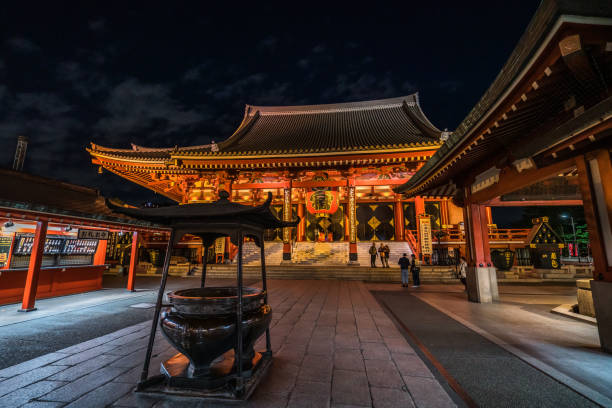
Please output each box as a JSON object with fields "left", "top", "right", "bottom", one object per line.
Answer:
{"left": 88, "top": 94, "right": 470, "bottom": 263}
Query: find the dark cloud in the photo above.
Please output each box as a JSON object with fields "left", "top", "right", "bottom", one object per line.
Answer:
{"left": 0, "top": 1, "right": 540, "bottom": 202}
{"left": 297, "top": 58, "right": 309, "bottom": 69}
{"left": 312, "top": 44, "right": 326, "bottom": 54}
{"left": 257, "top": 36, "right": 280, "bottom": 52}
{"left": 94, "top": 79, "right": 206, "bottom": 143}
{"left": 88, "top": 18, "right": 106, "bottom": 32}
{"left": 55, "top": 60, "right": 110, "bottom": 98}
{"left": 322, "top": 72, "right": 410, "bottom": 102}
{"left": 438, "top": 80, "right": 463, "bottom": 93}
{"left": 5, "top": 37, "right": 40, "bottom": 53}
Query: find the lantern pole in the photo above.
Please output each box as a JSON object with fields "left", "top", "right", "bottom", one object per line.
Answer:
{"left": 139, "top": 228, "right": 176, "bottom": 386}
{"left": 260, "top": 232, "right": 271, "bottom": 353}
{"left": 235, "top": 230, "right": 244, "bottom": 394}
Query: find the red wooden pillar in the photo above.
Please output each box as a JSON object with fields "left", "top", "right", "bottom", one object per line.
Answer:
{"left": 127, "top": 231, "right": 139, "bottom": 291}
{"left": 485, "top": 207, "right": 493, "bottom": 225}
{"left": 282, "top": 187, "right": 292, "bottom": 261}
{"left": 462, "top": 186, "right": 498, "bottom": 303}
{"left": 344, "top": 204, "right": 349, "bottom": 241}
{"left": 576, "top": 153, "right": 612, "bottom": 281}
{"left": 224, "top": 236, "right": 231, "bottom": 262}
{"left": 464, "top": 203, "right": 492, "bottom": 267}
{"left": 440, "top": 199, "right": 449, "bottom": 226}
{"left": 93, "top": 237, "right": 108, "bottom": 265}
{"left": 20, "top": 220, "right": 48, "bottom": 312}
{"left": 576, "top": 151, "right": 612, "bottom": 352}
{"left": 297, "top": 202, "right": 305, "bottom": 242}
{"left": 394, "top": 196, "right": 404, "bottom": 241}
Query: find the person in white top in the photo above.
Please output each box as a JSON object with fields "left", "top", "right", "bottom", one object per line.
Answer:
{"left": 459, "top": 256, "right": 468, "bottom": 291}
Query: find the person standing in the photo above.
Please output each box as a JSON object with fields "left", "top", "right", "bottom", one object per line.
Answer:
{"left": 398, "top": 253, "right": 411, "bottom": 287}
{"left": 378, "top": 243, "right": 386, "bottom": 268}
{"left": 459, "top": 256, "right": 468, "bottom": 291}
{"left": 369, "top": 242, "right": 378, "bottom": 267}
{"left": 383, "top": 244, "right": 390, "bottom": 268}
{"left": 410, "top": 254, "right": 421, "bottom": 287}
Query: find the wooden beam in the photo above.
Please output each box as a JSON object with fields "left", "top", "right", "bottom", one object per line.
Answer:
{"left": 483, "top": 197, "right": 583, "bottom": 207}
{"left": 469, "top": 158, "right": 576, "bottom": 203}
{"left": 559, "top": 34, "right": 601, "bottom": 88}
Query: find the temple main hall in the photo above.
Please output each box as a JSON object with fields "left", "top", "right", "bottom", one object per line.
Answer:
{"left": 88, "top": 93, "right": 465, "bottom": 265}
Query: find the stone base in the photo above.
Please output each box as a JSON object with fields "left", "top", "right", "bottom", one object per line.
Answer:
{"left": 466, "top": 267, "right": 498, "bottom": 303}
{"left": 591, "top": 280, "right": 612, "bottom": 353}
{"left": 576, "top": 279, "right": 595, "bottom": 317}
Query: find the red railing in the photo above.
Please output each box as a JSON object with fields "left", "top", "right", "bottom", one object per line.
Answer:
{"left": 405, "top": 227, "right": 530, "bottom": 245}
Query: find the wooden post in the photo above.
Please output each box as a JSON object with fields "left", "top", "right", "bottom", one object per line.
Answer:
{"left": 344, "top": 204, "right": 349, "bottom": 241}
{"left": 462, "top": 187, "right": 497, "bottom": 303}
{"left": 93, "top": 237, "right": 108, "bottom": 265}
{"left": 440, "top": 199, "right": 449, "bottom": 226}
{"left": 485, "top": 207, "right": 493, "bottom": 225}
{"left": 201, "top": 245, "right": 208, "bottom": 288}
{"left": 20, "top": 220, "right": 48, "bottom": 312}
{"left": 297, "top": 202, "right": 305, "bottom": 242}
{"left": 394, "top": 196, "right": 404, "bottom": 241}
{"left": 224, "top": 236, "right": 231, "bottom": 262}
{"left": 576, "top": 153, "right": 612, "bottom": 281}
{"left": 260, "top": 234, "right": 271, "bottom": 353}
{"left": 139, "top": 229, "right": 176, "bottom": 385}
{"left": 236, "top": 231, "right": 244, "bottom": 391}
{"left": 465, "top": 203, "right": 492, "bottom": 267}
{"left": 127, "top": 231, "right": 139, "bottom": 292}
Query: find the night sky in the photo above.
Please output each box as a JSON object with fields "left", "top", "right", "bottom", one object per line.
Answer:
{"left": 0, "top": 2, "right": 540, "bottom": 204}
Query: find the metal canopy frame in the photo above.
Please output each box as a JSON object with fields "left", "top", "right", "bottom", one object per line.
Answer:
{"left": 105, "top": 191, "right": 297, "bottom": 398}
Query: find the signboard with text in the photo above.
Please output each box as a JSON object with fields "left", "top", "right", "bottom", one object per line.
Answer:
{"left": 0, "top": 235, "right": 12, "bottom": 267}
{"left": 418, "top": 215, "right": 432, "bottom": 255}
{"left": 77, "top": 229, "right": 109, "bottom": 240}
{"left": 214, "top": 237, "right": 225, "bottom": 254}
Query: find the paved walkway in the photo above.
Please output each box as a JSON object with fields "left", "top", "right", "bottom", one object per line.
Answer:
{"left": 368, "top": 283, "right": 612, "bottom": 407}
{"left": 0, "top": 280, "right": 456, "bottom": 407}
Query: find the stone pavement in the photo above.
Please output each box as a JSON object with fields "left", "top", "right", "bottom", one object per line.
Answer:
{"left": 0, "top": 280, "right": 456, "bottom": 407}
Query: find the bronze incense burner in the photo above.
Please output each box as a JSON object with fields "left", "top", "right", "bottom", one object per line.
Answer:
{"left": 160, "top": 287, "right": 272, "bottom": 379}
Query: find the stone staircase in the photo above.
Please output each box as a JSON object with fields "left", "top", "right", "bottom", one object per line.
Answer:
{"left": 356, "top": 241, "right": 413, "bottom": 267}
{"left": 291, "top": 242, "right": 348, "bottom": 265}
{"left": 205, "top": 264, "right": 457, "bottom": 282}
{"left": 239, "top": 242, "right": 284, "bottom": 266}
{"left": 236, "top": 241, "right": 413, "bottom": 266}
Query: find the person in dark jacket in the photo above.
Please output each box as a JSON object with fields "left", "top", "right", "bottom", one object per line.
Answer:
{"left": 369, "top": 242, "right": 378, "bottom": 267}
{"left": 410, "top": 254, "right": 421, "bottom": 287}
{"left": 398, "top": 253, "right": 411, "bottom": 287}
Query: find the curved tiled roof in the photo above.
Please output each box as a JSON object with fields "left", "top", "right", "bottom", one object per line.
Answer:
{"left": 89, "top": 93, "right": 442, "bottom": 161}
{"left": 396, "top": 0, "right": 612, "bottom": 196}
{"left": 216, "top": 93, "right": 440, "bottom": 154}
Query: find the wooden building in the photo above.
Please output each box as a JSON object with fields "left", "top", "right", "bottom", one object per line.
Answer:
{"left": 88, "top": 94, "right": 466, "bottom": 263}
{"left": 395, "top": 0, "right": 612, "bottom": 350}
{"left": 0, "top": 168, "right": 166, "bottom": 309}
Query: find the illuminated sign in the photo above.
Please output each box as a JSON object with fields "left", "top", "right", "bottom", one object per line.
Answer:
{"left": 77, "top": 229, "right": 109, "bottom": 240}
{"left": 418, "top": 215, "right": 432, "bottom": 255}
